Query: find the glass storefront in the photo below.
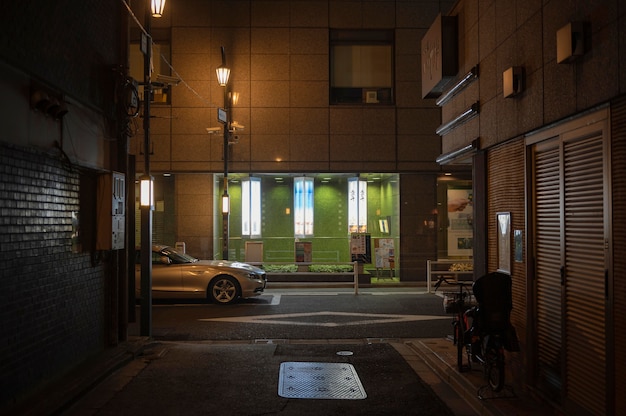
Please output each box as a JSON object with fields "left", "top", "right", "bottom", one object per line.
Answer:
{"left": 135, "top": 171, "right": 473, "bottom": 282}
{"left": 214, "top": 173, "right": 400, "bottom": 269}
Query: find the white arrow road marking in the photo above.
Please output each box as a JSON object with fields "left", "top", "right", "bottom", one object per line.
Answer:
{"left": 198, "top": 311, "right": 448, "bottom": 327}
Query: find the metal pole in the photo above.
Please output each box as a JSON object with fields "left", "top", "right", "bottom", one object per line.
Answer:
{"left": 140, "top": 5, "right": 153, "bottom": 337}
{"left": 221, "top": 51, "right": 230, "bottom": 261}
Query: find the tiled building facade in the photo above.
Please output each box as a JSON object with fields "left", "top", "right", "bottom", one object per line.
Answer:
{"left": 128, "top": 0, "right": 458, "bottom": 279}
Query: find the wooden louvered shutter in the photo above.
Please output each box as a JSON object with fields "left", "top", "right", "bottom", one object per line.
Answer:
{"left": 531, "top": 117, "right": 608, "bottom": 415}
{"left": 533, "top": 138, "right": 563, "bottom": 390}
{"left": 562, "top": 133, "right": 606, "bottom": 416}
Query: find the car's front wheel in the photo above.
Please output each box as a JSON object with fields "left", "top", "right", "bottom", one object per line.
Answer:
{"left": 209, "top": 276, "right": 240, "bottom": 304}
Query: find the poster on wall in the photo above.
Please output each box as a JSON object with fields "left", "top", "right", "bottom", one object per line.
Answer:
{"left": 447, "top": 188, "right": 473, "bottom": 256}
{"left": 374, "top": 238, "right": 395, "bottom": 269}
{"left": 497, "top": 212, "right": 511, "bottom": 274}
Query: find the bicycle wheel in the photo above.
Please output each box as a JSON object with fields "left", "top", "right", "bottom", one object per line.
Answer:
{"left": 455, "top": 320, "right": 464, "bottom": 372}
{"left": 463, "top": 317, "right": 473, "bottom": 371}
{"left": 485, "top": 345, "right": 505, "bottom": 392}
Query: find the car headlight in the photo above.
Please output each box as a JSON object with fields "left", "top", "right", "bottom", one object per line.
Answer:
{"left": 247, "top": 273, "right": 261, "bottom": 280}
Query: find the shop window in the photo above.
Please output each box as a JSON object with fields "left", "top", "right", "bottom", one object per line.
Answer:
{"left": 330, "top": 29, "right": 394, "bottom": 105}
{"left": 242, "top": 177, "right": 262, "bottom": 238}
{"left": 294, "top": 177, "right": 314, "bottom": 237}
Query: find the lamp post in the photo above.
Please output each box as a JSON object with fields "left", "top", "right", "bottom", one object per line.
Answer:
{"left": 140, "top": 0, "right": 166, "bottom": 338}
{"left": 216, "top": 46, "right": 231, "bottom": 260}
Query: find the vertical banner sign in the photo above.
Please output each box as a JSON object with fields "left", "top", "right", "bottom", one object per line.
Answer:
{"left": 348, "top": 178, "right": 367, "bottom": 233}
{"left": 242, "top": 177, "right": 261, "bottom": 237}
{"left": 294, "top": 177, "right": 314, "bottom": 237}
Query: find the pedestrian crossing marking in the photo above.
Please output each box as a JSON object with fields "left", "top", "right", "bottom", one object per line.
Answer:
{"left": 199, "top": 311, "right": 448, "bottom": 327}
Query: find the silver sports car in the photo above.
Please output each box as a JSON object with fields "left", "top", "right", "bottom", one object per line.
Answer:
{"left": 135, "top": 245, "right": 267, "bottom": 304}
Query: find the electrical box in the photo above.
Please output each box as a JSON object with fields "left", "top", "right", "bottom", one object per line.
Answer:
{"left": 97, "top": 171, "right": 126, "bottom": 250}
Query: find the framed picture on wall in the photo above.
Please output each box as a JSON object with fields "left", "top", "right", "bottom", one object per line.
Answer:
{"left": 447, "top": 187, "right": 473, "bottom": 257}
{"left": 497, "top": 212, "right": 511, "bottom": 274}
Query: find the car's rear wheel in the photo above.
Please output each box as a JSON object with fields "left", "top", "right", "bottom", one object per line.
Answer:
{"left": 209, "top": 276, "right": 240, "bottom": 304}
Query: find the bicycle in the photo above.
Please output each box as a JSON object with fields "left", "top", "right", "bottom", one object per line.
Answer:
{"left": 466, "top": 271, "right": 519, "bottom": 395}
{"left": 435, "top": 272, "right": 518, "bottom": 394}
{"left": 466, "top": 307, "right": 506, "bottom": 393}
{"left": 482, "top": 331, "right": 506, "bottom": 393}
{"left": 434, "top": 275, "right": 475, "bottom": 373}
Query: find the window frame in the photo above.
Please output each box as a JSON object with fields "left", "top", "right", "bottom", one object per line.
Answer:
{"left": 330, "top": 29, "right": 395, "bottom": 105}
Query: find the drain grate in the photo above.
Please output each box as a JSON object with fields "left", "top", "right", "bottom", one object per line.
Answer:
{"left": 278, "top": 362, "right": 367, "bottom": 400}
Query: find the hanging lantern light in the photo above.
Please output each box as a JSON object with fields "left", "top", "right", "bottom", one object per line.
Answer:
{"left": 151, "top": 0, "right": 166, "bottom": 18}
{"left": 216, "top": 46, "right": 231, "bottom": 86}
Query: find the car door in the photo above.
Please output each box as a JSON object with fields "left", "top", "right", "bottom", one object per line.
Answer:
{"left": 150, "top": 251, "right": 184, "bottom": 296}
{"left": 180, "top": 262, "right": 215, "bottom": 297}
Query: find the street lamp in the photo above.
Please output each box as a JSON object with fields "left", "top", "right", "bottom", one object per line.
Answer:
{"left": 151, "top": 0, "right": 166, "bottom": 17}
{"left": 140, "top": 0, "right": 166, "bottom": 338}
{"left": 216, "top": 46, "right": 231, "bottom": 260}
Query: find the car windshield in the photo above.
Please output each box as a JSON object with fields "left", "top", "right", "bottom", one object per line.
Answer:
{"left": 160, "top": 247, "right": 198, "bottom": 264}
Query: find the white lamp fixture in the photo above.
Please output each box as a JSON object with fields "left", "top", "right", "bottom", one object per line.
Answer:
{"left": 140, "top": 175, "right": 154, "bottom": 209}
{"left": 216, "top": 47, "right": 231, "bottom": 87}
{"left": 151, "top": 0, "right": 166, "bottom": 17}
{"left": 221, "top": 191, "right": 230, "bottom": 214}
{"left": 216, "top": 67, "right": 230, "bottom": 87}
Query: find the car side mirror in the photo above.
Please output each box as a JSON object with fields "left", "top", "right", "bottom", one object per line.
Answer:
{"left": 160, "top": 256, "right": 172, "bottom": 265}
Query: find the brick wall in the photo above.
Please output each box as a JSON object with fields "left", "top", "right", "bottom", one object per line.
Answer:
{"left": 0, "top": 142, "right": 106, "bottom": 406}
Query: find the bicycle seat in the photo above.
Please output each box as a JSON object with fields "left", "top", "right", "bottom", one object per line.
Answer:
{"left": 472, "top": 272, "right": 512, "bottom": 332}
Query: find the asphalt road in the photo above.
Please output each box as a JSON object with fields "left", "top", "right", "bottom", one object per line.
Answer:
{"left": 67, "top": 288, "right": 476, "bottom": 416}
{"left": 70, "top": 341, "right": 460, "bottom": 416}
{"left": 136, "top": 288, "right": 452, "bottom": 341}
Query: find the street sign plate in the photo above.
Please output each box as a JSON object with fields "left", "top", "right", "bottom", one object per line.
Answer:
{"left": 140, "top": 33, "right": 148, "bottom": 55}
{"left": 218, "top": 108, "right": 227, "bottom": 124}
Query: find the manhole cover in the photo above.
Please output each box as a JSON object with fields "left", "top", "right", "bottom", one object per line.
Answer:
{"left": 278, "top": 362, "right": 367, "bottom": 400}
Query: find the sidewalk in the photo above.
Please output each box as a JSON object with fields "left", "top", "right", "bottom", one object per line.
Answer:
{"left": 407, "top": 338, "right": 557, "bottom": 416}
{"left": 3, "top": 335, "right": 556, "bottom": 416}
